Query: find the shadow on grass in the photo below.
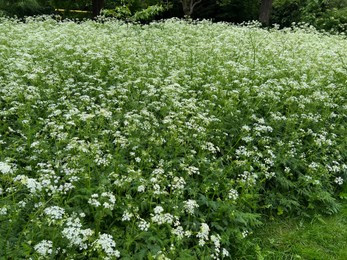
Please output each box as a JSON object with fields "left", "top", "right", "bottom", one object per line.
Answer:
{"left": 255, "top": 201, "right": 347, "bottom": 260}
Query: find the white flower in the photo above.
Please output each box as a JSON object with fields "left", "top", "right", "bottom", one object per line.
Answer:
{"left": 34, "top": 202, "right": 43, "bottom": 208}
{"left": 309, "top": 162, "right": 319, "bottom": 169}
{"left": 13, "top": 175, "right": 42, "bottom": 194}
{"left": 203, "top": 142, "right": 219, "bottom": 153}
{"left": 313, "top": 180, "right": 321, "bottom": 185}
{"left": 154, "top": 206, "right": 164, "bottom": 215}
{"left": 138, "top": 219, "right": 150, "bottom": 231}
{"left": 62, "top": 217, "right": 94, "bottom": 250}
{"left": 88, "top": 197, "right": 101, "bottom": 207}
{"left": 34, "top": 240, "right": 53, "bottom": 257}
{"left": 228, "top": 189, "right": 239, "bottom": 200}
{"left": 122, "top": 210, "right": 133, "bottom": 221}
{"left": 44, "top": 206, "right": 65, "bottom": 220}
{"left": 93, "top": 233, "right": 120, "bottom": 258}
{"left": 153, "top": 167, "right": 165, "bottom": 175}
{"left": 88, "top": 192, "right": 115, "bottom": 209}
{"left": 30, "top": 141, "right": 40, "bottom": 148}
{"left": 222, "top": 248, "right": 230, "bottom": 257}
{"left": 171, "top": 177, "right": 186, "bottom": 191}
{"left": 0, "top": 207, "right": 7, "bottom": 216}
{"left": 210, "top": 234, "right": 221, "bottom": 258}
{"left": 79, "top": 112, "right": 95, "bottom": 121}
{"left": 197, "top": 223, "right": 210, "bottom": 244}
{"left": 242, "top": 230, "right": 249, "bottom": 238}
{"left": 183, "top": 230, "right": 191, "bottom": 238}
{"left": 0, "top": 162, "right": 12, "bottom": 174}
{"left": 183, "top": 200, "right": 199, "bottom": 215}
{"left": 186, "top": 166, "right": 200, "bottom": 175}
{"left": 241, "top": 125, "right": 251, "bottom": 132}
{"left": 154, "top": 251, "right": 171, "bottom": 260}
{"left": 198, "top": 239, "right": 206, "bottom": 246}
{"left": 137, "top": 185, "right": 145, "bottom": 192}
{"left": 18, "top": 200, "right": 26, "bottom": 208}
{"left": 102, "top": 192, "right": 116, "bottom": 208}
{"left": 171, "top": 226, "right": 184, "bottom": 239}
{"left": 151, "top": 206, "right": 177, "bottom": 226}
{"left": 335, "top": 177, "right": 344, "bottom": 185}
{"left": 98, "top": 108, "right": 112, "bottom": 118}
{"left": 211, "top": 234, "right": 220, "bottom": 247}
{"left": 265, "top": 171, "right": 276, "bottom": 179}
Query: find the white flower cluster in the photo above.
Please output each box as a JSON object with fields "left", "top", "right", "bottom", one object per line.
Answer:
{"left": 62, "top": 216, "right": 94, "bottom": 250}
{"left": 196, "top": 223, "right": 210, "bottom": 246}
{"left": 137, "top": 184, "right": 145, "bottom": 192}
{"left": 183, "top": 199, "right": 199, "bottom": 215}
{"left": 242, "top": 230, "right": 249, "bottom": 238}
{"left": 210, "top": 234, "right": 221, "bottom": 259}
{"left": 153, "top": 251, "right": 171, "bottom": 260}
{"left": 0, "top": 161, "right": 12, "bottom": 174}
{"left": 122, "top": 210, "right": 134, "bottom": 221}
{"left": 13, "top": 175, "right": 42, "bottom": 194}
{"left": 44, "top": 206, "right": 65, "bottom": 223}
{"left": 186, "top": 166, "right": 200, "bottom": 175}
{"left": 222, "top": 248, "right": 230, "bottom": 258}
{"left": 0, "top": 207, "right": 7, "bottom": 216}
{"left": 171, "top": 176, "right": 186, "bottom": 193}
{"left": 148, "top": 166, "right": 169, "bottom": 196}
{"left": 138, "top": 218, "right": 150, "bottom": 231}
{"left": 203, "top": 142, "right": 220, "bottom": 154}
{"left": 88, "top": 192, "right": 116, "bottom": 209}
{"left": 335, "top": 177, "right": 344, "bottom": 185}
{"left": 151, "top": 206, "right": 177, "bottom": 226}
{"left": 171, "top": 226, "right": 184, "bottom": 240}
{"left": 228, "top": 189, "right": 239, "bottom": 200}
{"left": 93, "top": 233, "right": 120, "bottom": 259}
{"left": 171, "top": 225, "right": 192, "bottom": 240}
{"left": 238, "top": 171, "right": 258, "bottom": 185}
{"left": 34, "top": 240, "right": 53, "bottom": 257}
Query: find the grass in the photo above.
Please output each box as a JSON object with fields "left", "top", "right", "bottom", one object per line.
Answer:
{"left": 257, "top": 201, "right": 347, "bottom": 259}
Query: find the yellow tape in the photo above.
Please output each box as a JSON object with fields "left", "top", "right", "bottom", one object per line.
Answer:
{"left": 55, "top": 9, "right": 91, "bottom": 14}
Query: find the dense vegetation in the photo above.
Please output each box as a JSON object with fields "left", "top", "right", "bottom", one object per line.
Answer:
{"left": 0, "top": 17, "right": 346, "bottom": 259}
{"left": 0, "top": 0, "right": 347, "bottom": 32}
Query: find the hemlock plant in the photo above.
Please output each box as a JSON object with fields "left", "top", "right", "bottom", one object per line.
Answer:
{"left": 0, "top": 16, "right": 346, "bottom": 259}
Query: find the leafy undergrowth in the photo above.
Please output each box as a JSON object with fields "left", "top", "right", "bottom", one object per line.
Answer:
{"left": 256, "top": 201, "right": 347, "bottom": 260}
{"left": 0, "top": 17, "right": 347, "bottom": 259}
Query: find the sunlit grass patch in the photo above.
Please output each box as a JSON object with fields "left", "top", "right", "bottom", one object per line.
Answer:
{"left": 257, "top": 202, "right": 347, "bottom": 260}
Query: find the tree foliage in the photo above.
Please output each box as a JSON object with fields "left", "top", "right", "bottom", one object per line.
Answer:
{"left": 0, "top": 0, "right": 346, "bottom": 32}
{"left": 216, "top": 0, "right": 260, "bottom": 22}
{"left": 272, "top": 0, "right": 347, "bottom": 32}
{"left": 0, "top": 0, "right": 51, "bottom": 17}
{"left": 101, "top": 0, "right": 169, "bottom": 21}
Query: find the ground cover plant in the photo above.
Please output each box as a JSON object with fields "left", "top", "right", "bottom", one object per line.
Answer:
{"left": 0, "top": 16, "right": 347, "bottom": 259}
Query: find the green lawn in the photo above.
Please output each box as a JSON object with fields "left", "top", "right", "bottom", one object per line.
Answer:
{"left": 257, "top": 201, "right": 347, "bottom": 259}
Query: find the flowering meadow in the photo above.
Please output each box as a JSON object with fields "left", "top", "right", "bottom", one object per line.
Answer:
{"left": 0, "top": 16, "right": 347, "bottom": 259}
